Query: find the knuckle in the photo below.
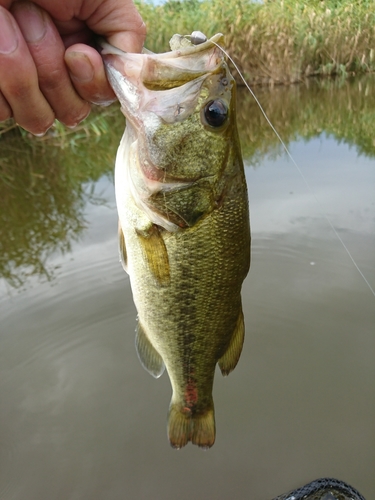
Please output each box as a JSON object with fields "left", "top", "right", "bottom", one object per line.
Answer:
{"left": 6, "top": 80, "right": 33, "bottom": 101}
{"left": 36, "top": 66, "right": 92, "bottom": 126}
{"left": 38, "top": 67, "right": 67, "bottom": 93}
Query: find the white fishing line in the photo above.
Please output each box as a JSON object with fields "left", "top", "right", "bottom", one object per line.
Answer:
{"left": 205, "top": 36, "right": 375, "bottom": 299}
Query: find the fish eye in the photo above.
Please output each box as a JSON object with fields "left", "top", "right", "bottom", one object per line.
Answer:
{"left": 203, "top": 100, "right": 228, "bottom": 128}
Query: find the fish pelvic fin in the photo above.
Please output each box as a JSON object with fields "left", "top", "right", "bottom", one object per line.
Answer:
{"left": 136, "top": 224, "right": 170, "bottom": 286}
{"left": 118, "top": 221, "right": 128, "bottom": 273}
{"left": 218, "top": 308, "right": 245, "bottom": 376}
{"left": 168, "top": 403, "right": 215, "bottom": 450}
{"left": 135, "top": 321, "right": 165, "bottom": 378}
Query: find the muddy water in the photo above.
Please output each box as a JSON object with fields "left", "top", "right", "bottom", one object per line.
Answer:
{"left": 1, "top": 77, "right": 374, "bottom": 500}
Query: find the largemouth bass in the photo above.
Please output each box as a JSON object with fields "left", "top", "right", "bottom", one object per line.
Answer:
{"left": 100, "top": 33, "right": 251, "bottom": 449}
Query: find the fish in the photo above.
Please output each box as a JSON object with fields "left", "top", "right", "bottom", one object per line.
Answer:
{"left": 99, "top": 33, "right": 251, "bottom": 449}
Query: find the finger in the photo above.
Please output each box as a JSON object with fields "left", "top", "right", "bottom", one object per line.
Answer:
{"left": 65, "top": 44, "right": 116, "bottom": 105}
{"left": 0, "top": 6, "right": 54, "bottom": 135}
{"left": 0, "top": 91, "right": 12, "bottom": 122}
{"left": 87, "top": 0, "right": 147, "bottom": 53}
{"left": 11, "top": 2, "right": 91, "bottom": 128}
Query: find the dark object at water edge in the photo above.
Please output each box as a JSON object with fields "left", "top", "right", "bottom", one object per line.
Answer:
{"left": 273, "top": 477, "right": 366, "bottom": 500}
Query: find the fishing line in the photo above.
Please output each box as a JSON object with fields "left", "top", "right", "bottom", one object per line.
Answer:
{"left": 187, "top": 31, "right": 375, "bottom": 298}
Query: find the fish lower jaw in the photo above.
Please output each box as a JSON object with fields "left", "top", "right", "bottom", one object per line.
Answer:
{"left": 142, "top": 175, "right": 193, "bottom": 195}
{"left": 137, "top": 155, "right": 195, "bottom": 193}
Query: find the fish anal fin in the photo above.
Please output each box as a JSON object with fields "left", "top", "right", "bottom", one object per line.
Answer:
{"left": 135, "top": 321, "right": 165, "bottom": 378}
{"left": 168, "top": 403, "right": 215, "bottom": 450}
{"left": 118, "top": 221, "right": 128, "bottom": 273}
{"left": 218, "top": 309, "right": 245, "bottom": 376}
{"left": 136, "top": 224, "right": 170, "bottom": 285}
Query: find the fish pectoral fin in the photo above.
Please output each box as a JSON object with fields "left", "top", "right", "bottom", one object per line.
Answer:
{"left": 136, "top": 224, "right": 170, "bottom": 285}
{"left": 218, "top": 309, "right": 245, "bottom": 376}
{"left": 118, "top": 221, "right": 128, "bottom": 273}
{"left": 135, "top": 321, "right": 165, "bottom": 378}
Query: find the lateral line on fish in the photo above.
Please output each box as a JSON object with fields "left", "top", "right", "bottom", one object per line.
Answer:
{"left": 208, "top": 39, "right": 375, "bottom": 299}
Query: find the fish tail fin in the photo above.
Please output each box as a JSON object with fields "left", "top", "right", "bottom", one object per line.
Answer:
{"left": 168, "top": 403, "right": 215, "bottom": 450}
{"left": 167, "top": 404, "right": 191, "bottom": 450}
{"left": 190, "top": 408, "right": 215, "bottom": 449}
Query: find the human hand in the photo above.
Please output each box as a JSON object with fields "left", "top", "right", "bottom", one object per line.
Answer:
{"left": 0, "top": 0, "right": 146, "bottom": 135}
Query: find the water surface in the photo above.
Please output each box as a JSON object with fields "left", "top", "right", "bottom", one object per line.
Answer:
{"left": 1, "top": 77, "right": 374, "bottom": 500}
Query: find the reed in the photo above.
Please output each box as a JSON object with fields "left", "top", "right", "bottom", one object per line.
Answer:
{"left": 138, "top": 0, "right": 375, "bottom": 84}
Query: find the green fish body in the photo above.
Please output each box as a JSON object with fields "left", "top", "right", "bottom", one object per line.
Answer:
{"left": 100, "top": 34, "right": 251, "bottom": 448}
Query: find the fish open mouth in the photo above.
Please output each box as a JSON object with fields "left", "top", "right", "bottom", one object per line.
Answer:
{"left": 97, "top": 33, "right": 225, "bottom": 120}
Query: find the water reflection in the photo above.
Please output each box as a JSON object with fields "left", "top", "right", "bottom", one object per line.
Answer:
{"left": 1, "top": 77, "right": 375, "bottom": 288}
{"left": 0, "top": 108, "right": 124, "bottom": 288}
{"left": 237, "top": 75, "right": 375, "bottom": 161}
{"left": 0, "top": 78, "right": 374, "bottom": 499}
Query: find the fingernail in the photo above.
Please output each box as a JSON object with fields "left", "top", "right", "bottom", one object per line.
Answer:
{"left": 0, "top": 7, "right": 18, "bottom": 54}
{"left": 65, "top": 107, "right": 91, "bottom": 129}
{"left": 14, "top": 3, "right": 46, "bottom": 43}
{"left": 65, "top": 52, "right": 95, "bottom": 83}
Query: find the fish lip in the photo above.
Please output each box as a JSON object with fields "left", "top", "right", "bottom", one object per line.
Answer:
{"left": 96, "top": 33, "right": 224, "bottom": 58}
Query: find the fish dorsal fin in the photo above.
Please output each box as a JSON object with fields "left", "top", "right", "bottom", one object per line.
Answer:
{"left": 218, "top": 309, "right": 245, "bottom": 376}
{"left": 135, "top": 321, "right": 165, "bottom": 378}
{"left": 118, "top": 221, "right": 128, "bottom": 273}
{"left": 136, "top": 224, "right": 170, "bottom": 285}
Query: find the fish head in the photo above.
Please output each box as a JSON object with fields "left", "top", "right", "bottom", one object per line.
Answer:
{"left": 100, "top": 34, "right": 241, "bottom": 230}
